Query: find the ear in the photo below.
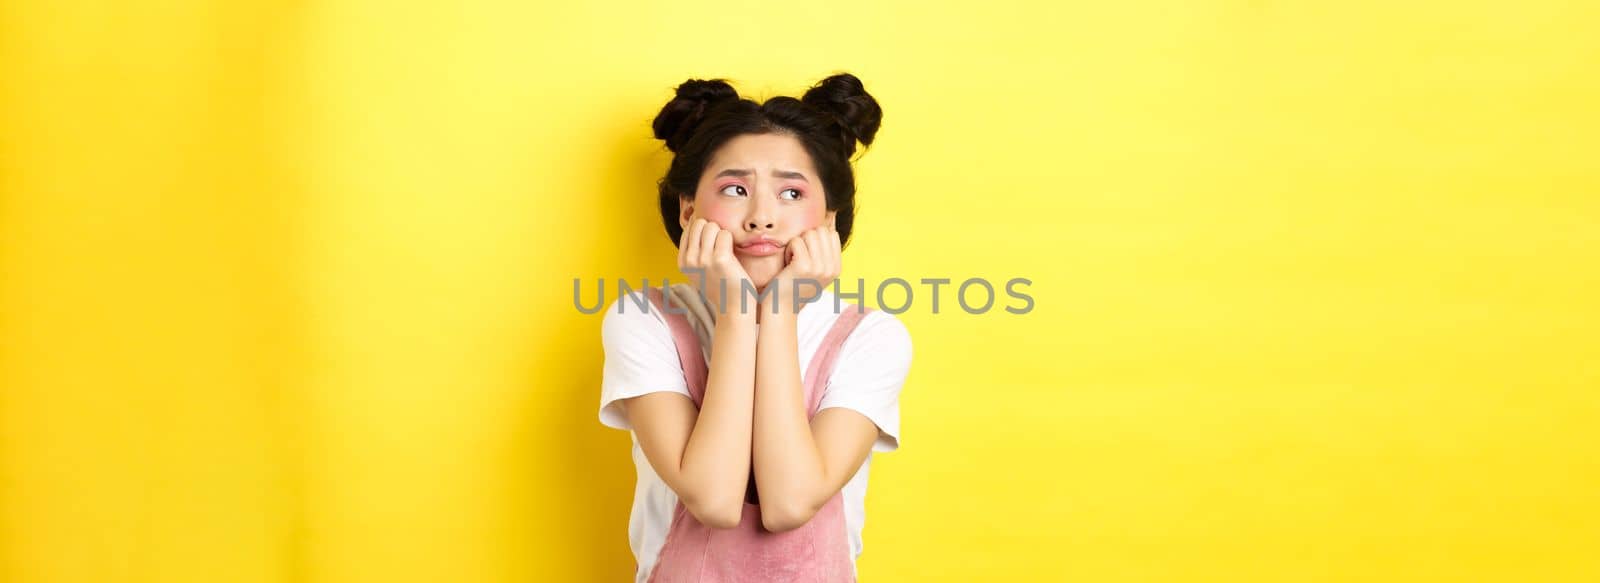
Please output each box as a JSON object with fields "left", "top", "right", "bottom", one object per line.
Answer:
{"left": 678, "top": 194, "right": 695, "bottom": 230}
{"left": 825, "top": 210, "right": 837, "bottom": 230}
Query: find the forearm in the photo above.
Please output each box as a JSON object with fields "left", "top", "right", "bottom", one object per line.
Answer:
{"left": 751, "top": 299, "right": 829, "bottom": 531}
{"left": 678, "top": 309, "right": 759, "bottom": 523}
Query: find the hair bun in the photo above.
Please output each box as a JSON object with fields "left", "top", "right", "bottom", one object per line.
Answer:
{"left": 800, "top": 73, "right": 883, "bottom": 158}
{"left": 652, "top": 78, "right": 740, "bottom": 152}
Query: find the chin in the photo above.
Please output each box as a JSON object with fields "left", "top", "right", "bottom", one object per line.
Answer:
{"left": 739, "top": 258, "right": 781, "bottom": 291}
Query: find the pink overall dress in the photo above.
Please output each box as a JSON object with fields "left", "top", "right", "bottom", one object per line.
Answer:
{"left": 641, "top": 286, "right": 870, "bottom": 583}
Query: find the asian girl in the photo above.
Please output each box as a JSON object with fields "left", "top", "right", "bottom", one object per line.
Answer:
{"left": 597, "top": 73, "right": 912, "bottom": 582}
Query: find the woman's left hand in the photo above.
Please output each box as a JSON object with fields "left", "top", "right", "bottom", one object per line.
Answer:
{"left": 770, "top": 218, "right": 841, "bottom": 311}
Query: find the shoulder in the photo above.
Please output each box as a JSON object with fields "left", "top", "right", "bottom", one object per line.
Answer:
{"left": 851, "top": 309, "right": 915, "bottom": 350}
{"left": 845, "top": 309, "right": 911, "bottom": 360}
{"left": 813, "top": 292, "right": 910, "bottom": 363}
{"left": 600, "top": 288, "right": 671, "bottom": 346}
{"left": 597, "top": 288, "right": 690, "bottom": 430}
{"left": 815, "top": 297, "right": 913, "bottom": 452}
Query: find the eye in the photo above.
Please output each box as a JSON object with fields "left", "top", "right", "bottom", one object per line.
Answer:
{"left": 719, "top": 184, "right": 747, "bottom": 197}
{"left": 780, "top": 188, "right": 803, "bottom": 200}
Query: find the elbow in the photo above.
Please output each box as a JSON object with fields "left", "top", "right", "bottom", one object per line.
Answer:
{"left": 759, "top": 498, "right": 820, "bottom": 533}
{"left": 688, "top": 505, "right": 742, "bottom": 530}
{"left": 682, "top": 494, "right": 744, "bottom": 530}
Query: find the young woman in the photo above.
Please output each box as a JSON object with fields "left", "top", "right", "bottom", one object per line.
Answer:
{"left": 597, "top": 73, "right": 912, "bottom": 582}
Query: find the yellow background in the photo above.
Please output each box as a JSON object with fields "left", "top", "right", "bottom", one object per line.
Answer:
{"left": 3, "top": 1, "right": 1597, "bottom": 581}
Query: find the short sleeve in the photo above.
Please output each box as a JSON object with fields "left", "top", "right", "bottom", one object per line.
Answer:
{"left": 598, "top": 291, "right": 692, "bottom": 431}
{"left": 816, "top": 311, "right": 913, "bottom": 452}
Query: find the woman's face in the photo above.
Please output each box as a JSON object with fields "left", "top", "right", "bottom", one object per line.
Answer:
{"left": 680, "top": 132, "right": 835, "bottom": 292}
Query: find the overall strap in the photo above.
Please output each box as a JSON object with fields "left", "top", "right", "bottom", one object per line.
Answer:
{"left": 802, "top": 304, "right": 875, "bottom": 417}
{"left": 644, "top": 287, "right": 708, "bottom": 404}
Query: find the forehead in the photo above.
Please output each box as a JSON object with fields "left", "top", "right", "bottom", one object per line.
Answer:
{"left": 705, "top": 133, "right": 819, "bottom": 177}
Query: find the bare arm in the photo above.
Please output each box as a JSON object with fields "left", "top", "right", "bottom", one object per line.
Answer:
{"left": 750, "top": 299, "right": 879, "bottom": 532}
{"left": 620, "top": 218, "right": 759, "bottom": 529}
{"left": 622, "top": 308, "right": 758, "bottom": 529}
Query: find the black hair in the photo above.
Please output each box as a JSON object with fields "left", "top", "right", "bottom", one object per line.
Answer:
{"left": 651, "top": 72, "right": 883, "bottom": 248}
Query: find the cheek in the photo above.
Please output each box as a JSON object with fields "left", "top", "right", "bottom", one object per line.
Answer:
{"left": 795, "top": 201, "right": 827, "bottom": 230}
{"left": 693, "top": 200, "right": 742, "bottom": 229}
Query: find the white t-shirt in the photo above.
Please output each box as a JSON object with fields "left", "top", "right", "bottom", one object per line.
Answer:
{"left": 597, "top": 288, "right": 913, "bottom": 582}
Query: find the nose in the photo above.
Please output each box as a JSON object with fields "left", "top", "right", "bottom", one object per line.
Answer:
{"left": 745, "top": 194, "right": 775, "bottom": 232}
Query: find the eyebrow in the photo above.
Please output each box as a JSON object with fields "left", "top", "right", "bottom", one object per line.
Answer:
{"left": 713, "top": 168, "right": 810, "bottom": 183}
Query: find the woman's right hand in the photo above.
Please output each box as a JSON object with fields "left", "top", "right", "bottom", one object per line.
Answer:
{"left": 678, "top": 218, "right": 752, "bottom": 317}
